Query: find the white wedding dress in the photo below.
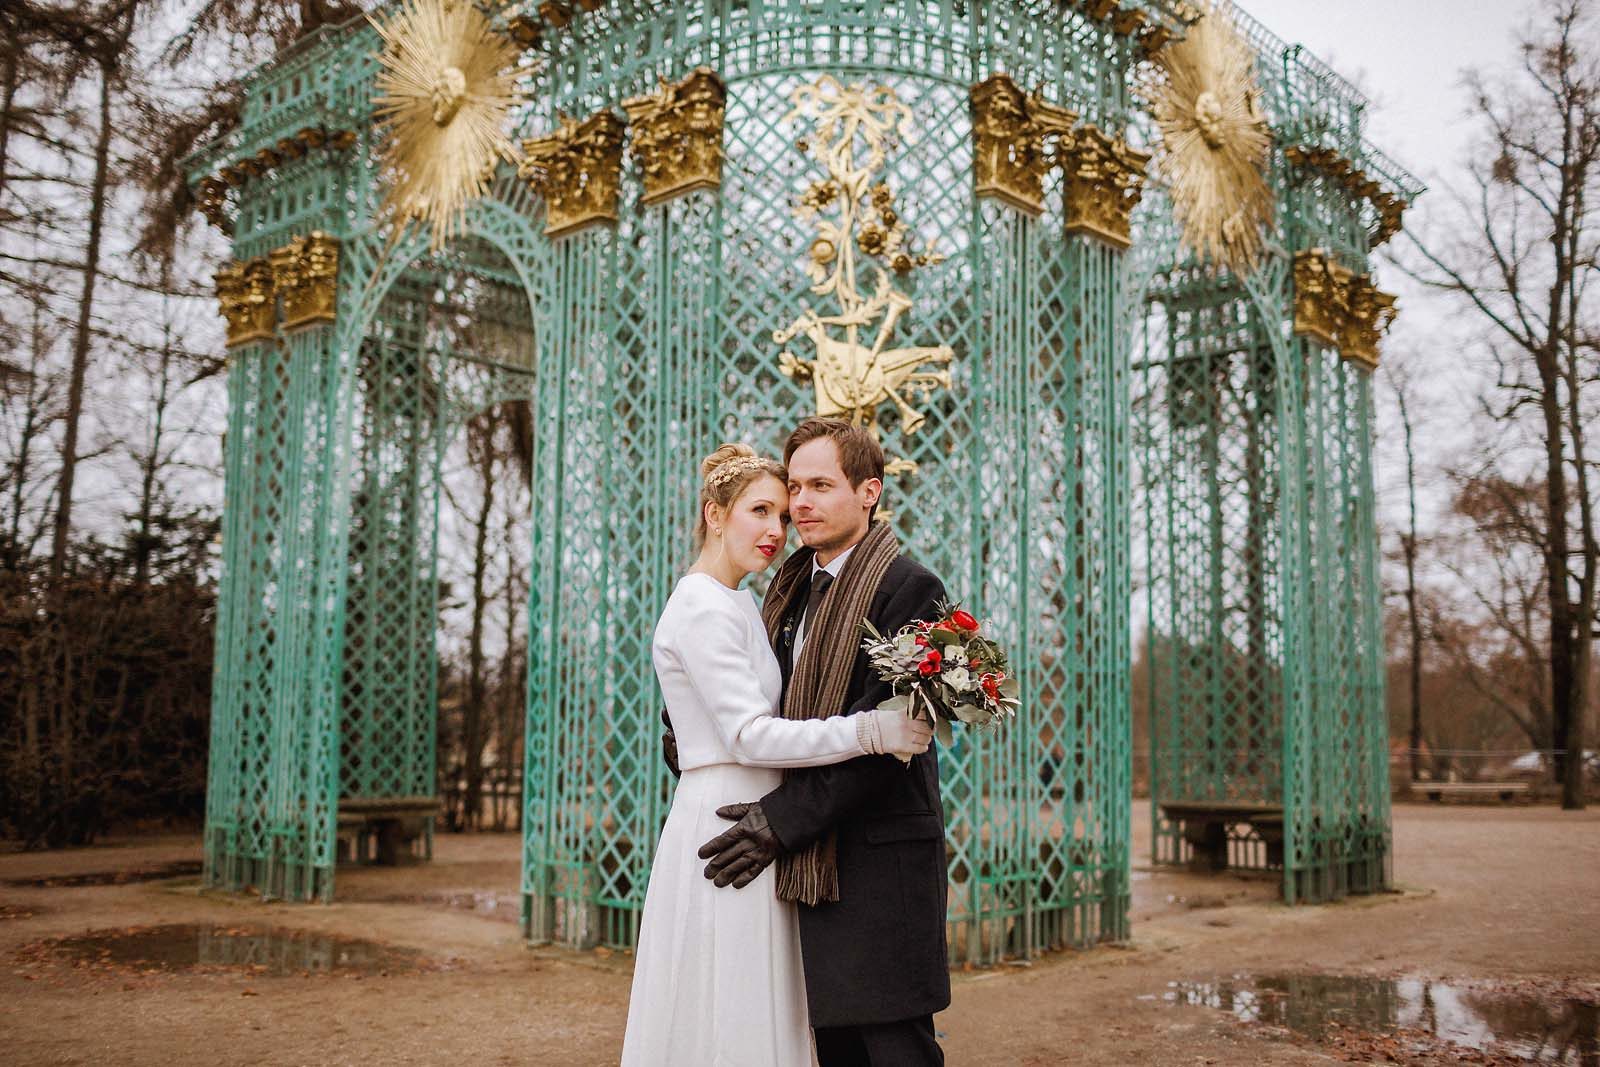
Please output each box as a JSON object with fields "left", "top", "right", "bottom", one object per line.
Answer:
{"left": 621, "top": 572, "right": 867, "bottom": 1067}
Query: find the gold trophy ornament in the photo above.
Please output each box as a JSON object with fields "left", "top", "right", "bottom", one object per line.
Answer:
{"left": 776, "top": 76, "right": 953, "bottom": 477}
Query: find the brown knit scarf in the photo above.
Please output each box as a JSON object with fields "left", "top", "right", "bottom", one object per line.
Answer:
{"left": 761, "top": 520, "right": 900, "bottom": 906}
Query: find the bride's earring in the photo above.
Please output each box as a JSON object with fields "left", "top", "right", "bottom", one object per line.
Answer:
{"left": 710, "top": 524, "right": 728, "bottom": 571}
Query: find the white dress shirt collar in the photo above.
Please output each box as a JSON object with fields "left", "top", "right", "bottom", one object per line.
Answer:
{"left": 811, "top": 542, "right": 856, "bottom": 580}
{"left": 793, "top": 542, "right": 857, "bottom": 662}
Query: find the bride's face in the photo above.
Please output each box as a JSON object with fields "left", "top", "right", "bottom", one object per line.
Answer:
{"left": 712, "top": 473, "right": 790, "bottom": 575}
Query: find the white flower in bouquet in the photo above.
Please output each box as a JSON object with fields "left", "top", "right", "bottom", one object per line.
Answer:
{"left": 859, "top": 600, "right": 1021, "bottom": 763}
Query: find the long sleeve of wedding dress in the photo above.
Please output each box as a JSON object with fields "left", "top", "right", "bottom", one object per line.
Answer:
{"left": 663, "top": 573, "right": 863, "bottom": 771}
{"left": 624, "top": 572, "right": 820, "bottom": 1067}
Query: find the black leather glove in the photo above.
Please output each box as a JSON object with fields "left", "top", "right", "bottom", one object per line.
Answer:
{"left": 661, "top": 707, "right": 680, "bottom": 779}
{"left": 697, "top": 801, "right": 781, "bottom": 889}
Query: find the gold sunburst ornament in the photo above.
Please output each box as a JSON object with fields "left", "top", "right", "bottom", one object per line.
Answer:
{"left": 1144, "top": 4, "right": 1273, "bottom": 273}
{"left": 372, "top": 0, "right": 522, "bottom": 249}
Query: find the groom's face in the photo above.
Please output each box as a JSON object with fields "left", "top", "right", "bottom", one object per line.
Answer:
{"left": 786, "top": 438, "right": 880, "bottom": 558}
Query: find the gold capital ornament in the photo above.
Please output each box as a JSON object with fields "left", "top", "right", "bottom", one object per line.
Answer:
{"left": 215, "top": 258, "right": 277, "bottom": 349}
{"left": 775, "top": 76, "right": 953, "bottom": 468}
{"left": 1292, "top": 248, "right": 1396, "bottom": 369}
{"left": 623, "top": 67, "right": 727, "bottom": 206}
{"left": 1061, "top": 124, "right": 1151, "bottom": 250}
{"left": 520, "top": 109, "right": 627, "bottom": 238}
{"left": 269, "top": 231, "right": 341, "bottom": 331}
{"left": 969, "top": 73, "right": 1078, "bottom": 217}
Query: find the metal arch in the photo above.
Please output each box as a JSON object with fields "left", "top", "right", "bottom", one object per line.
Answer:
{"left": 202, "top": 155, "right": 551, "bottom": 902}
{"left": 338, "top": 170, "right": 552, "bottom": 365}
{"left": 1135, "top": 215, "right": 1392, "bottom": 904}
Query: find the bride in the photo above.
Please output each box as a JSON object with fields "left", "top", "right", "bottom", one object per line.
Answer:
{"left": 620, "top": 444, "right": 932, "bottom": 1066}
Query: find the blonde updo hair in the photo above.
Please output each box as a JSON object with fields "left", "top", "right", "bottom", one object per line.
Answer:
{"left": 696, "top": 443, "right": 787, "bottom": 546}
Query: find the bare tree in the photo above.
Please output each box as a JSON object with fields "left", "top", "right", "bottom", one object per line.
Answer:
{"left": 462, "top": 408, "right": 499, "bottom": 830}
{"left": 1384, "top": 362, "right": 1428, "bottom": 783}
{"left": 126, "top": 274, "right": 176, "bottom": 585}
{"left": 0, "top": 1, "right": 100, "bottom": 211}
{"left": 164, "top": 0, "right": 366, "bottom": 68}
{"left": 46, "top": 1, "right": 141, "bottom": 581}
{"left": 1434, "top": 474, "right": 1556, "bottom": 756}
{"left": 2, "top": 248, "right": 63, "bottom": 571}
{"left": 1409, "top": 0, "right": 1600, "bottom": 807}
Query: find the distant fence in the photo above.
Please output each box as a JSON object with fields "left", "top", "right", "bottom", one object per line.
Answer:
{"left": 430, "top": 751, "right": 1588, "bottom": 818}
{"left": 1388, "top": 748, "right": 1597, "bottom": 803}
{"left": 1129, "top": 747, "right": 1597, "bottom": 800}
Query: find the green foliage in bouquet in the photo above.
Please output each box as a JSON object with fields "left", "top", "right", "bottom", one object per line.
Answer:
{"left": 860, "top": 599, "right": 1020, "bottom": 748}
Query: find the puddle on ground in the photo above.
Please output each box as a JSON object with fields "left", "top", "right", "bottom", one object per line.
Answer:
{"left": 1159, "top": 974, "right": 1600, "bottom": 1063}
{"left": 37, "top": 923, "right": 429, "bottom": 977}
{"left": 4, "top": 860, "right": 202, "bottom": 888}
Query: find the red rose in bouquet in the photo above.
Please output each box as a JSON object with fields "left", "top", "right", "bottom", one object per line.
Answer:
{"left": 859, "top": 599, "right": 1020, "bottom": 763}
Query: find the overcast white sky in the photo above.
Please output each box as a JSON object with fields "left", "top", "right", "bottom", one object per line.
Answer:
{"left": 1239, "top": 0, "right": 1536, "bottom": 188}
{"left": 1235, "top": 1, "right": 1549, "bottom": 545}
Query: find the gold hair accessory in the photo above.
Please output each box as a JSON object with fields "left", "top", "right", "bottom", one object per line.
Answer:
{"left": 704, "top": 455, "right": 769, "bottom": 493}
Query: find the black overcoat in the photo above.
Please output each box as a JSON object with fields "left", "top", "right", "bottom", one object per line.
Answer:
{"left": 760, "top": 550, "right": 951, "bottom": 1029}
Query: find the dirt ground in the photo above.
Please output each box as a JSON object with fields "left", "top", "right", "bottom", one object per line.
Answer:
{"left": 1, "top": 800, "right": 1596, "bottom": 1066}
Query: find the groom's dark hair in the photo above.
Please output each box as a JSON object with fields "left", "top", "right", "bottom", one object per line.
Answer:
{"left": 784, "top": 418, "right": 885, "bottom": 510}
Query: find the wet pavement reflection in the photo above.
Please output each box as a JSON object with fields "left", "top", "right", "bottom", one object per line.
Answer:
{"left": 1160, "top": 974, "right": 1600, "bottom": 1064}
{"left": 43, "top": 923, "right": 429, "bottom": 976}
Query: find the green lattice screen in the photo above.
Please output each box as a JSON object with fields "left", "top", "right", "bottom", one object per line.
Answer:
{"left": 518, "top": 2, "right": 1143, "bottom": 962}
{"left": 195, "top": 0, "right": 1409, "bottom": 936}
{"left": 199, "top": 67, "right": 547, "bottom": 896}
{"left": 1133, "top": 264, "right": 1389, "bottom": 901}
{"left": 1139, "top": 272, "right": 1286, "bottom": 855}
{"left": 1127, "top": 1, "right": 1415, "bottom": 904}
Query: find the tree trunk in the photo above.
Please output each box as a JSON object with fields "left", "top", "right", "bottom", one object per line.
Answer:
{"left": 0, "top": 32, "right": 18, "bottom": 199}
{"left": 463, "top": 412, "right": 495, "bottom": 831}
{"left": 49, "top": 48, "right": 117, "bottom": 581}
{"left": 6, "top": 265, "right": 49, "bottom": 571}
{"left": 1539, "top": 381, "right": 1576, "bottom": 803}
{"left": 1394, "top": 378, "right": 1423, "bottom": 783}
{"left": 1537, "top": 64, "right": 1583, "bottom": 810}
{"left": 498, "top": 390, "right": 531, "bottom": 829}
{"left": 1557, "top": 76, "right": 1595, "bottom": 811}
{"left": 1404, "top": 530, "right": 1423, "bottom": 782}
{"left": 497, "top": 498, "right": 521, "bottom": 832}
{"left": 132, "top": 272, "right": 175, "bottom": 586}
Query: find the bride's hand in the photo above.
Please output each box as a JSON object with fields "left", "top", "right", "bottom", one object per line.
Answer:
{"left": 863, "top": 707, "right": 935, "bottom": 758}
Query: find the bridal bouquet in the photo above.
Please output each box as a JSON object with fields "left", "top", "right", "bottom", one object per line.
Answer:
{"left": 860, "top": 600, "right": 1020, "bottom": 760}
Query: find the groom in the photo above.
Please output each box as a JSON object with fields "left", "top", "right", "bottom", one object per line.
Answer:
{"left": 695, "top": 417, "right": 951, "bottom": 1066}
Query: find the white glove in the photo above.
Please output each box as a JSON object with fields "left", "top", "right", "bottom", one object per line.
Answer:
{"left": 856, "top": 706, "right": 935, "bottom": 760}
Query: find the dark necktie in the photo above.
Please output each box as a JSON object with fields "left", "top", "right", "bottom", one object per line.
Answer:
{"left": 802, "top": 570, "right": 834, "bottom": 641}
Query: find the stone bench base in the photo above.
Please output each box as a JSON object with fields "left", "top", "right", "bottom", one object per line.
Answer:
{"left": 336, "top": 797, "right": 442, "bottom": 865}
